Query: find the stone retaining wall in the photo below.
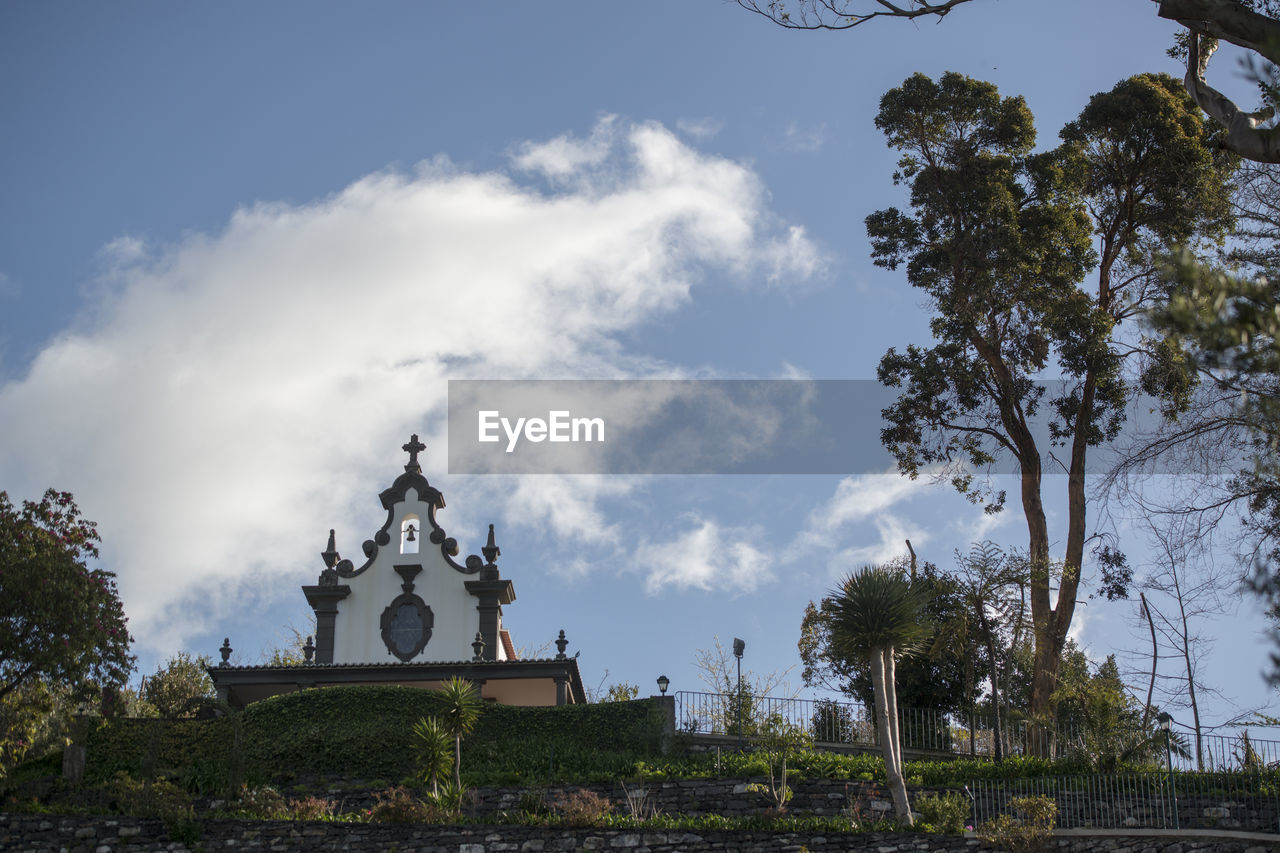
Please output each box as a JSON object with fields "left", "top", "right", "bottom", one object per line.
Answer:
{"left": 2, "top": 814, "right": 1276, "bottom": 853}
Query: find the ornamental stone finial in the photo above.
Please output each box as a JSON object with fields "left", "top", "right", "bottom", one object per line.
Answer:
{"left": 402, "top": 434, "right": 426, "bottom": 474}
{"left": 219, "top": 637, "right": 232, "bottom": 666}
{"left": 555, "top": 629, "right": 568, "bottom": 660}
{"left": 321, "top": 528, "right": 340, "bottom": 569}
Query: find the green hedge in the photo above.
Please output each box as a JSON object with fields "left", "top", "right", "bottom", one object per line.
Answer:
{"left": 78, "top": 686, "right": 667, "bottom": 788}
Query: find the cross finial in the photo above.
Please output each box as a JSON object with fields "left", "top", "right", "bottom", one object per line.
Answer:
{"left": 402, "top": 434, "right": 426, "bottom": 473}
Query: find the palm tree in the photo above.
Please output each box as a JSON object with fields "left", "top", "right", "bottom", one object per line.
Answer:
{"left": 828, "top": 565, "right": 932, "bottom": 824}
{"left": 438, "top": 676, "right": 483, "bottom": 789}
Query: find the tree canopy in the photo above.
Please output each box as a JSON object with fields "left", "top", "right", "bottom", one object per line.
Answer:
{"left": 0, "top": 490, "right": 134, "bottom": 705}
{"left": 735, "top": 0, "right": 1280, "bottom": 163}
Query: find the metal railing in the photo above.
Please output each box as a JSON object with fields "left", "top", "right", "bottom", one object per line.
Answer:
{"left": 674, "top": 690, "right": 1066, "bottom": 757}
{"left": 969, "top": 771, "right": 1280, "bottom": 834}
{"left": 675, "top": 691, "right": 1280, "bottom": 769}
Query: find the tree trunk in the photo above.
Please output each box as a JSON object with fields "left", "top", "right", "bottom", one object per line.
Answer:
{"left": 1140, "top": 592, "right": 1158, "bottom": 732}
{"left": 979, "top": 607, "right": 1004, "bottom": 762}
{"left": 871, "top": 645, "right": 912, "bottom": 824}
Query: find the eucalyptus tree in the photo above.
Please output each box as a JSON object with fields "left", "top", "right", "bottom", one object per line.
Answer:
{"left": 734, "top": 0, "right": 1280, "bottom": 163}
{"left": 828, "top": 565, "right": 932, "bottom": 823}
{"left": 869, "top": 71, "right": 1233, "bottom": 753}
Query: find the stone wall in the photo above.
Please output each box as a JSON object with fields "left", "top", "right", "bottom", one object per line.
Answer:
{"left": 2, "top": 814, "right": 1276, "bottom": 853}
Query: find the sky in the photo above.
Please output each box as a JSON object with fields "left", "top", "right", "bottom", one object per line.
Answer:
{"left": 1, "top": 0, "right": 1275, "bottom": 737}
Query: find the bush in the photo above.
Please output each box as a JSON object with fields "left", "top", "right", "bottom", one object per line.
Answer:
{"left": 368, "top": 785, "right": 442, "bottom": 823}
{"left": 978, "top": 794, "right": 1057, "bottom": 853}
{"left": 913, "top": 791, "right": 969, "bottom": 834}
{"left": 554, "top": 789, "right": 613, "bottom": 826}
{"left": 233, "top": 783, "right": 288, "bottom": 819}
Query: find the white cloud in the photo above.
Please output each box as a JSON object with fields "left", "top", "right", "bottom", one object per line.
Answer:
{"left": 676, "top": 118, "right": 724, "bottom": 140}
{"left": 634, "top": 516, "right": 772, "bottom": 595}
{"left": 0, "top": 118, "right": 818, "bottom": 656}
{"left": 782, "top": 121, "right": 826, "bottom": 153}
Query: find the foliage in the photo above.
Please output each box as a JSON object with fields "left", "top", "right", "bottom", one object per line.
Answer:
{"left": 913, "top": 791, "right": 970, "bottom": 834}
{"left": 801, "top": 559, "right": 979, "bottom": 726}
{"left": 692, "top": 635, "right": 795, "bottom": 734}
{"left": 233, "top": 783, "right": 288, "bottom": 819}
{"left": 602, "top": 682, "right": 640, "bottom": 702}
{"left": 439, "top": 676, "right": 482, "bottom": 789}
{"left": 0, "top": 679, "right": 75, "bottom": 776}
{"left": 744, "top": 713, "right": 813, "bottom": 810}
{"left": 869, "top": 70, "right": 1233, "bottom": 745}
{"left": 977, "top": 794, "right": 1057, "bottom": 853}
{"left": 554, "top": 788, "right": 614, "bottom": 826}
{"left": 411, "top": 715, "right": 453, "bottom": 795}
{"left": 75, "top": 686, "right": 666, "bottom": 787}
{"left": 0, "top": 490, "right": 134, "bottom": 727}
{"left": 735, "top": 0, "right": 1280, "bottom": 164}
{"left": 368, "top": 785, "right": 442, "bottom": 823}
{"left": 141, "top": 652, "right": 216, "bottom": 719}
{"left": 827, "top": 564, "right": 932, "bottom": 824}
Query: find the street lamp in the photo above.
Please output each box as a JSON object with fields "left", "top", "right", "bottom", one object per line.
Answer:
{"left": 1157, "top": 711, "right": 1178, "bottom": 829}
{"left": 657, "top": 675, "right": 669, "bottom": 696}
{"left": 733, "top": 638, "right": 745, "bottom": 749}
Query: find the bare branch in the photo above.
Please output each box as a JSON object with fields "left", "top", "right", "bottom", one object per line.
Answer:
{"left": 735, "top": 0, "right": 974, "bottom": 30}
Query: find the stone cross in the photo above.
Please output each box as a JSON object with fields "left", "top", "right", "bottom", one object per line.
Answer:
{"left": 402, "top": 434, "right": 426, "bottom": 473}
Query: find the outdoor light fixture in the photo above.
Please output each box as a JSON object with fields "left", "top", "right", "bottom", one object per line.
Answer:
{"left": 733, "top": 637, "right": 745, "bottom": 749}
{"left": 657, "top": 675, "right": 669, "bottom": 695}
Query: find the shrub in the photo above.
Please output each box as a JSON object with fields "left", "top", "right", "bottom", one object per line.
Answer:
{"left": 369, "top": 785, "right": 440, "bottom": 824}
{"left": 978, "top": 794, "right": 1057, "bottom": 853}
{"left": 287, "top": 794, "right": 335, "bottom": 820}
{"left": 234, "top": 783, "right": 288, "bottom": 819}
{"left": 913, "top": 791, "right": 969, "bottom": 834}
{"left": 555, "top": 788, "right": 613, "bottom": 827}
{"left": 105, "top": 772, "right": 193, "bottom": 820}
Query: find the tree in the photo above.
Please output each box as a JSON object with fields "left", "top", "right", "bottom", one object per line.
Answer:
{"left": 869, "top": 71, "right": 1232, "bottom": 753}
{"left": 827, "top": 564, "right": 932, "bottom": 824}
{"left": 438, "top": 675, "right": 482, "bottom": 789}
{"left": 601, "top": 682, "right": 640, "bottom": 703}
{"left": 691, "top": 635, "right": 796, "bottom": 735}
{"left": 800, "top": 557, "right": 981, "bottom": 749}
{"left": 141, "top": 652, "right": 215, "bottom": 719}
{"left": 0, "top": 490, "right": 134, "bottom": 707}
{"left": 735, "top": 0, "right": 1280, "bottom": 163}
{"left": 952, "top": 541, "right": 1030, "bottom": 761}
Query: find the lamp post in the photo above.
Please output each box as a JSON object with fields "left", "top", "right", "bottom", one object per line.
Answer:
{"left": 733, "top": 638, "right": 745, "bottom": 749}
{"left": 1157, "top": 711, "right": 1178, "bottom": 829}
{"left": 657, "top": 675, "right": 669, "bottom": 696}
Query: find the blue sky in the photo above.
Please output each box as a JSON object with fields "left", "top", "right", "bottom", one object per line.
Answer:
{"left": 1, "top": 1, "right": 1274, "bottom": 732}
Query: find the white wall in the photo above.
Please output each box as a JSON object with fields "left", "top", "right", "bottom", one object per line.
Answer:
{"left": 331, "top": 487, "right": 481, "bottom": 664}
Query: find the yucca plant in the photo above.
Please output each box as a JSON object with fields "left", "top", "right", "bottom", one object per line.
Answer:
{"left": 439, "top": 676, "right": 483, "bottom": 789}
{"left": 411, "top": 715, "right": 453, "bottom": 795}
{"left": 828, "top": 564, "right": 932, "bottom": 824}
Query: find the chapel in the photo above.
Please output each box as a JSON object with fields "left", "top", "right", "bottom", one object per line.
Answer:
{"left": 207, "top": 434, "right": 586, "bottom": 708}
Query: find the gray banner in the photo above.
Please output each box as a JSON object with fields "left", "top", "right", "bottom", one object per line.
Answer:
{"left": 446, "top": 379, "right": 1239, "bottom": 475}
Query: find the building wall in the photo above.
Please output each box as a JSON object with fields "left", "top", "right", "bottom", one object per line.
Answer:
{"left": 331, "top": 487, "right": 481, "bottom": 664}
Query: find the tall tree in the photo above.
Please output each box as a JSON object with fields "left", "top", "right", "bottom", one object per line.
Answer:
{"left": 827, "top": 564, "right": 931, "bottom": 824}
{"left": 735, "top": 0, "right": 1280, "bottom": 163}
{"left": 869, "top": 71, "right": 1232, "bottom": 753}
